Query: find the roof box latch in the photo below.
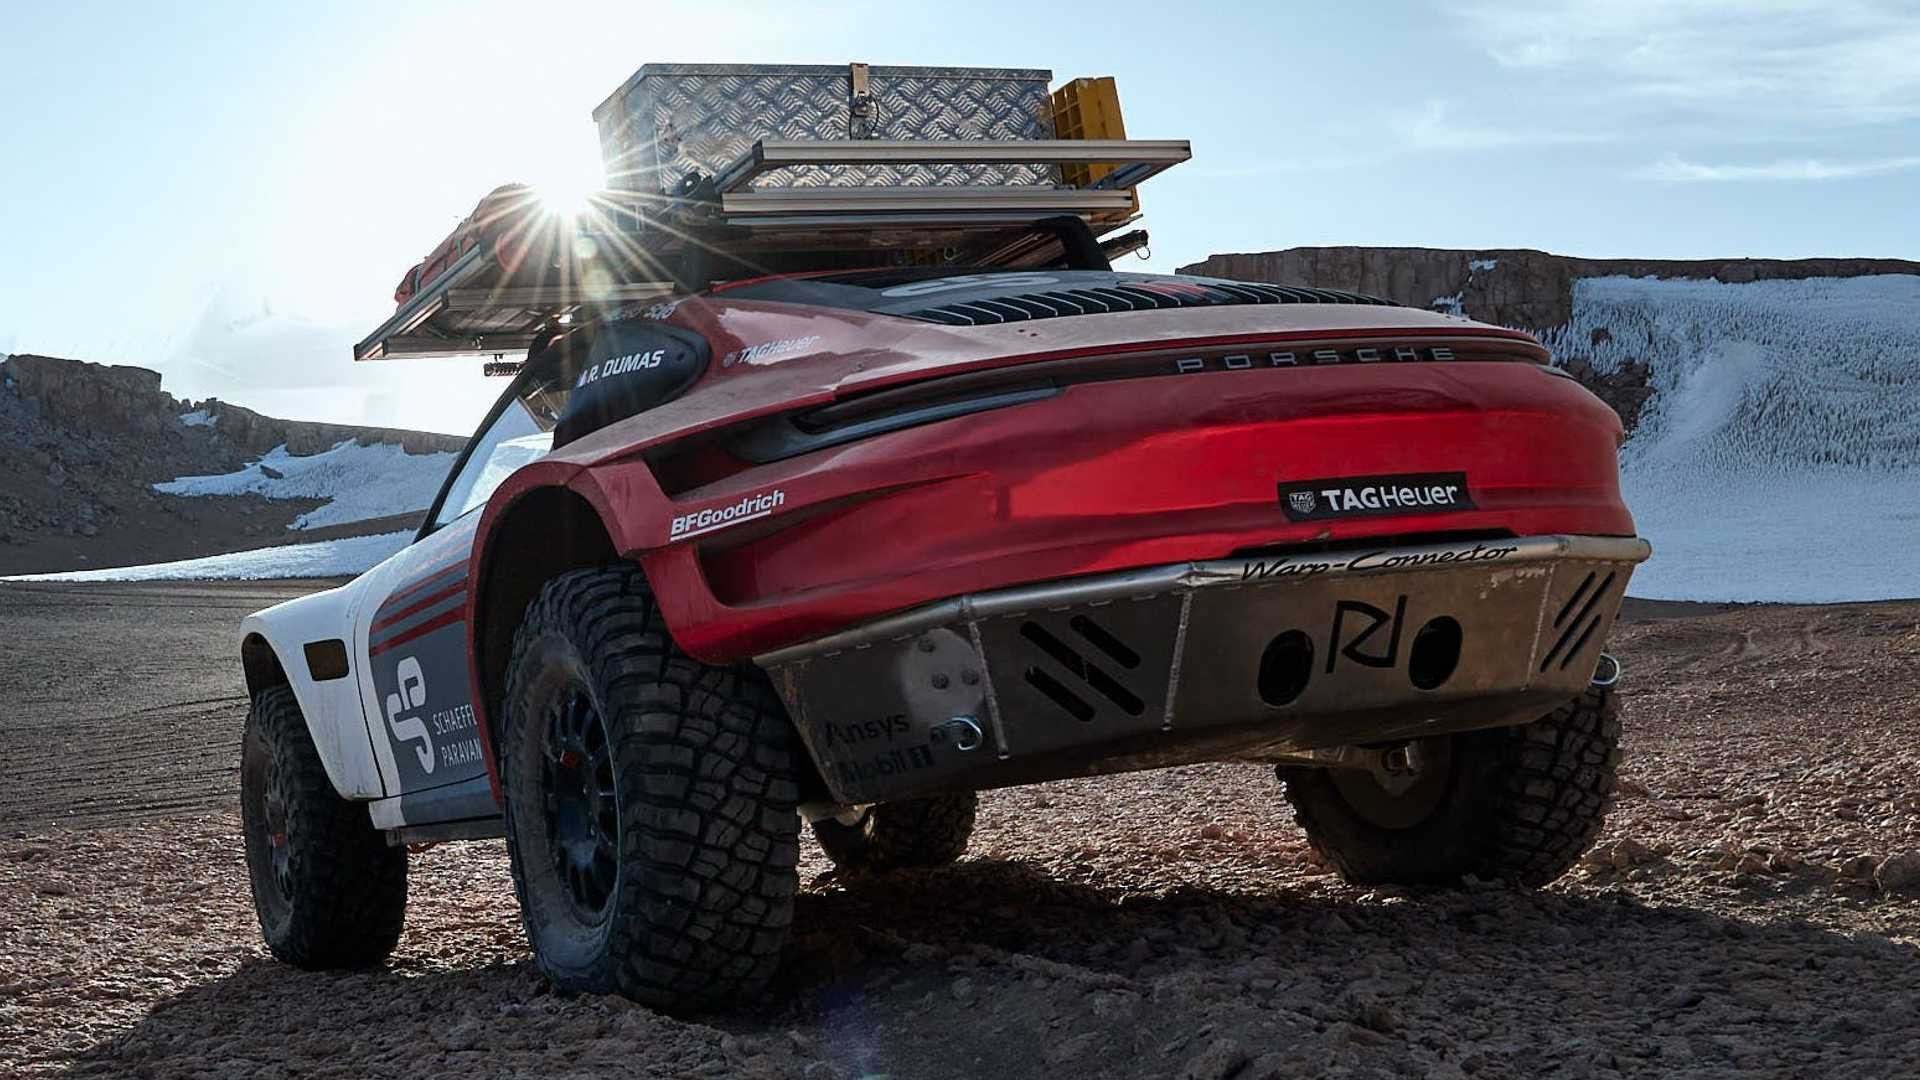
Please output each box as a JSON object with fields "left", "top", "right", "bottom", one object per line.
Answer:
{"left": 849, "top": 61, "right": 878, "bottom": 139}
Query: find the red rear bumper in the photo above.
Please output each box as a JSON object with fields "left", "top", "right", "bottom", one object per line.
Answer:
{"left": 614, "top": 361, "right": 1632, "bottom": 661}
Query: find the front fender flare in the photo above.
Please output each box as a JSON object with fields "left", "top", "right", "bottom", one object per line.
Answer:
{"left": 237, "top": 588, "right": 385, "bottom": 800}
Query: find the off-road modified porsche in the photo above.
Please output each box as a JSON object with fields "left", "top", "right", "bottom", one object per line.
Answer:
{"left": 236, "top": 64, "right": 1648, "bottom": 1006}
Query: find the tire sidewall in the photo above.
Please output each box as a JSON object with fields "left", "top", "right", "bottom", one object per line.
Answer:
{"left": 501, "top": 564, "right": 803, "bottom": 1005}
{"left": 503, "top": 628, "right": 622, "bottom": 991}
{"left": 1281, "top": 687, "right": 1618, "bottom": 886}
{"left": 1283, "top": 741, "right": 1492, "bottom": 884}
{"left": 240, "top": 713, "right": 294, "bottom": 942}
{"left": 239, "top": 687, "right": 407, "bottom": 967}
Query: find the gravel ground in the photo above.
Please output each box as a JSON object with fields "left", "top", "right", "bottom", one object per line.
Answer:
{"left": 3, "top": 586, "right": 1919, "bottom": 1079}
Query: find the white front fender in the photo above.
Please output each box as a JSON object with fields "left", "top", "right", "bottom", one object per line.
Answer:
{"left": 238, "top": 583, "right": 386, "bottom": 800}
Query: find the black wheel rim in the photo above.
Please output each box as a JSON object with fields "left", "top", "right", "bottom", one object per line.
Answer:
{"left": 261, "top": 758, "right": 294, "bottom": 902}
{"left": 542, "top": 688, "right": 618, "bottom": 921}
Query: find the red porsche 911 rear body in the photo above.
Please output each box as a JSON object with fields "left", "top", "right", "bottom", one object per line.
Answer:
{"left": 246, "top": 76, "right": 1648, "bottom": 1001}
{"left": 485, "top": 270, "right": 1646, "bottom": 806}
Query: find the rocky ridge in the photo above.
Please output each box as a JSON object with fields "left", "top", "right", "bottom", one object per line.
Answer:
{"left": 0, "top": 353, "right": 463, "bottom": 574}
{"left": 1178, "top": 248, "right": 1920, "bottom": 436}
{"left": 3, "top": 353, "right": 464, "bottom": 457}
{"left": 1179, "top": 247, "right": 1920, "bottom": 332}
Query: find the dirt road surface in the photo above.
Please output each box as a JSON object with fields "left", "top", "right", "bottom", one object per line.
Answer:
{"left": 3, "top": 582, "right": 1918, "bottom": 1078}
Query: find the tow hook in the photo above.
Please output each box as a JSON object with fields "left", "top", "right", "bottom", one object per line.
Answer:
{"left": 934, "top": 715, "right": 984, "bottom": 752}
{"left": 1591, "top": 652, "right": 1622, "bottom": 688}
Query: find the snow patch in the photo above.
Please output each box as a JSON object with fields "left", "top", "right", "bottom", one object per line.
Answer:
{"left": 1540, "top": 274, "right": 1920, "bottom": 603}
{"left": 156, "top": 439, "right": 458, "bottom": 529}
{"left": 2, "top": 531, "right": 409, "bottom": 582}
{"left": 178, "top": 409, "right": 217, "bottom": 428}
{"left": 1468, "top": 258, "right": 1499, "bottom": 271}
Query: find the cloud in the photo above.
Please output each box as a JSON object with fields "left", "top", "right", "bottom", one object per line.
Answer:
{"left": 1391, "top": 100, "right": 1611, "bottom": 151}
{"left": 1447, "top": 0, "right": 1920, "bottom": 125}
{"left": 1633, "top": 154, "right": 1920, "bottom": 181}
{"left": 1187, "top": 155, "right": 1377, "bottom": 178}
{"left": 163, "top": 290, "right": 501, "bottom": 435}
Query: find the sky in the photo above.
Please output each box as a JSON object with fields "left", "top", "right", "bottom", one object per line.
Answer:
{"left": 2, "top": 0, "right": 1917, "bottom": 436}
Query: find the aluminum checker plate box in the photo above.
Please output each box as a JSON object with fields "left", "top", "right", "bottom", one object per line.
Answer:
{"left": 759, "top": 534, "right": 1651, "bottom": 805}
{"left": 591, "top": 63, "right": 1058, "bottom": 193}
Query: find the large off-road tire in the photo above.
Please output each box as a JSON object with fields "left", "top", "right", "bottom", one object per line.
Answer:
{"left": 1279, "top": 686, "right": 1620, "bottom": 887}
{"left": 812, "top": 792, "right": 979, "bottom": 871}
{"left": 240, "top": 685, "right": 407, "bottom": 968}
{"left": 501, "top": 564, "right": 801, "bottom": 1007}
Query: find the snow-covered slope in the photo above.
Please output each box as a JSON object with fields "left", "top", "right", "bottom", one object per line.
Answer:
{"left": 156, "top": 439, "right": 459, "bottom": 529}
{"left": 2, "top": 531, "right": 410, "bottom": 582}
{"left": 1540, "top": 274, "right": 1920, "bottom": 603}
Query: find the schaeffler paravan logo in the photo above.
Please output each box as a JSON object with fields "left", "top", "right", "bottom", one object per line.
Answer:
{"left": 384, "top": 656, "right": 435, "bottom": 774}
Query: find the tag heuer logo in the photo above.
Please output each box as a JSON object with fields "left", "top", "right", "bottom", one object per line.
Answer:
{"left": 1277, "top": 472, "right": 1474, "bottom": 522}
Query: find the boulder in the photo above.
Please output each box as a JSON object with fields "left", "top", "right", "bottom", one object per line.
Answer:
{"left": 1874, "top": 852, "right": 1920, "bottom": 895}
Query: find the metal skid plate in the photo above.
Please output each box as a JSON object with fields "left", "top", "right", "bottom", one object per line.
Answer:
{"left": 772, "top": 627, "right": 992, "bottom": 799}
{"left": 760, "top": 535, "right": 1650, "bottom": 805}
{"left": 973, "top": 593, "right": 1184, "bottom": 756}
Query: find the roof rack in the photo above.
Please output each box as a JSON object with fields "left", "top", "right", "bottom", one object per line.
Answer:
{"left": 353, "top": 136, "right": 1189, "bottom": 363}
{"left": 711, "top": 139, "right": 1188, "bottom": 196}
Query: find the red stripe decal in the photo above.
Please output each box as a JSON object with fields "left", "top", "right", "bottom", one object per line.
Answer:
{"left": 371, "top": 579, "right": 467, "bottom": 634}
{"left": 385, "top": 561, "right": 467, "bottom": 606}
{"left": 369, "top": 605, "right": 467, "bottom": 657}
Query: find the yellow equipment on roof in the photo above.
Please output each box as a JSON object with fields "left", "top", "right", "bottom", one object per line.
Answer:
{"left": 1052, "top": 77, "right": 1139, "bottom": 221}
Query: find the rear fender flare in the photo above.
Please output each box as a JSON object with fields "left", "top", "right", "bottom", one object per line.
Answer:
{"left": 465, "top": 464, "right": 641, "bottom": 800}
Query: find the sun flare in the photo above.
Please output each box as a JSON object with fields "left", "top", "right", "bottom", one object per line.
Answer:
{"left": 531, "top": 174, "right": 599, "bottom": 218}
{"left": 527, "top": 144, "right": 607, "bottom": 218}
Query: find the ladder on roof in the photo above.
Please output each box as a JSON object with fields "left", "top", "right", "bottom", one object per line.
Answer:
{"left": 352, "top": 137, "right": 1189, "bottom": 363}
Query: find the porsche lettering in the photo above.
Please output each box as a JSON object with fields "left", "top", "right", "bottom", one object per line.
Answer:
{"left": 1176, "top": 345, "right": 1455, "bottom": 373}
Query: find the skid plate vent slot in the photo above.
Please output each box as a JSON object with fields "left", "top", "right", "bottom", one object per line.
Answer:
{"left": 1541, "top": 570, "right": 1618, "bottom": 673}
{"left": 1019, "top": 618, "right": 1146, "bottom": 721}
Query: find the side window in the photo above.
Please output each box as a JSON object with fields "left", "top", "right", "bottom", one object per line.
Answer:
{"left": 432, "top": 399, "right": 554, "bottom": 528}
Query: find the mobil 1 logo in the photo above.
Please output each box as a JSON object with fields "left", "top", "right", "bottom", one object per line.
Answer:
{"left": 1277, "top": 472, "right": 1474, "bottom": 522}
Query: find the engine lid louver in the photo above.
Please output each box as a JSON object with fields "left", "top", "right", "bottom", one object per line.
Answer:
{"left": 908, "top": 281, "right": 1395, "bottom": 327}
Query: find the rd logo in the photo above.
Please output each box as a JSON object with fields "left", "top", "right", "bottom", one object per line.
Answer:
{"left": 1327, "top": 596, "right": 1409, "bottom": 673}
